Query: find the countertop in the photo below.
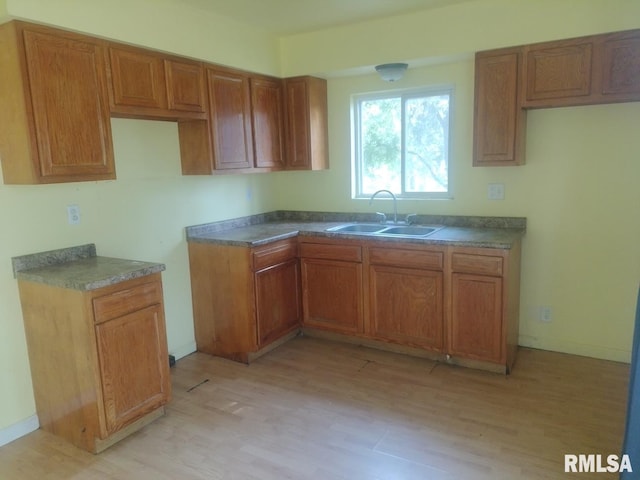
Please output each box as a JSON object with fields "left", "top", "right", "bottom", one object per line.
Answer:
{"left": 186, "top": 212, "right": 526, "bottom": 249}
{"left": 12, "top": 244, "right": 165, "bottom": 291}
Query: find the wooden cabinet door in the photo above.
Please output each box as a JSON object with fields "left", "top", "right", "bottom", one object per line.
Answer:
{"left": 301, "top": 258, "right": 363, "bottom": 334}
{"left": 450, "top": 273, "right": 503, "bottom": 363}
{"left": 601, "top": 31, "right": 640, "bottom": 101}
{"left": 255, "top": 259, "right": 301, "bottom": 347}
{"left": 165, "top": 59, "right": 206, "bottom": 112}
{"left": 23, "top": 29, "right": 115, "bottom": 181}
{"left": 370, "top": 265, "right": 443, "bottom": 350}
{"left": 95, "top": 304, "right": 171, "bottom": 434}
{"left": 109, "top": 47, "right": 167, "bottom": 109}
{"left": 472, "top": 49, "right": 526, "bottom": 166}
{"left": 207, "top": 67, "right": 254, "bottom": 170}
{"left": 522, "top": 40, "right": 594, "bottom": 107}
{"left": 250, "top": 77, "right": 285, "bottom": 169}
{"left": 284, "top": 76, "right": 328, "bottom": 170}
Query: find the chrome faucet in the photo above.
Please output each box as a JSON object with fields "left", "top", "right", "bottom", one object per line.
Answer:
{"left": 369, "top": 189, "right": 398, "bottom": 224}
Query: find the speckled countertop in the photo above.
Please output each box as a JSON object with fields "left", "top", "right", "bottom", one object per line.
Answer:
{"left": 12, "top": 244, "right": 165, "bottom": 291}
{"left": 186, "top": 211, "right": 526, "bottom": 249}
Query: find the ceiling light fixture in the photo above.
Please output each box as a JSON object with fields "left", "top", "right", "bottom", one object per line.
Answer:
{"left": 375, "top": 63, "right": 409, "bottom": 82}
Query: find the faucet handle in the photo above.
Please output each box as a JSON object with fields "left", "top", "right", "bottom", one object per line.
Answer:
{"left": 405, "top": 214, "right": 418, "bottom": 225}
{"left": 375, "top": 212, "right": 387, "bottom": 224}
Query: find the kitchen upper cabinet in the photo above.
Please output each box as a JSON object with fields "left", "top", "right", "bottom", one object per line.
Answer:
{"left": 522, "top": 38, "right": 594, "bottom": 107}
{"left": 207, "top": 66, "right": 255, "bottom": 170}
{"left": 165, "top": 58, "right": 207, "bottom": 113}
{"left": 522, "top": 29, "right": 640, "bottom": 108}
{"left": 473, "top": 48, "right": 526, "bottom": 166}
{"left": 284, "top": 76, "right": 329, "bottom": 170}
{"left": 474, "top": 28, "right": 640, "bottom": 167}
{"left": 299, "top": 240, "right": 363, "bottom": 334}
{"left": 108, "top": 46, "right": 167, "bottom": 111}
{"left": 107, "top": 45, "right": 207, "bottom": 119}
{"left": 188, "top": 239, "right": 301, "bottom": 363}
{"left": 251, "top": 76, "right": 285, "bottom": 170}
{"left": 448, "top": 245, "right": 521, "bottom": 373}
{"left": 368, "top": 246, "right": 445, "bottom": 350}
{"left": 600, "top": 30, "right": 640, "bottom": 101}
{"left": 17, "top": 273, "right": 171, "bottom": 453}
{"left": 0, "top": 21, "right": 115, "bottom": 184}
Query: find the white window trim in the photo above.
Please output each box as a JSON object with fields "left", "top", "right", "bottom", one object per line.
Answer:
{"left": 351, "top": 85, "right": 454, "bottom": 200}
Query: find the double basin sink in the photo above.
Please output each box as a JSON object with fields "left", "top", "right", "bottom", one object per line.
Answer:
{"left": 326, "top": 223, "right": 443, "bottom": 238}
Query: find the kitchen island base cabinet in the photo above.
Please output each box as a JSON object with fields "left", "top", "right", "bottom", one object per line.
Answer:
{"left": 17, "top": 273, "right": 171, "bottom": 453}
{"left": 188, "top": 239, "right": 301, "bottom": 363}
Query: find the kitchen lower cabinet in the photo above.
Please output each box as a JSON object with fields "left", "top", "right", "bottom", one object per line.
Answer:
{"left": 299, "top": 240, "right": 363, "bottom": 334}
{"left": 450, "top": 273, "right": 503, "bottom": 362}
{"left": 448, "top": 246, "right": 521, "bottom": 373}
{"left": 255, "top": 257, "right": 301, "bottom": 346}
{"left": 17, "top": 273, "right": 171, "bottom": 453}
{"left": 368, "top": 245, "right": 445, "bottom": 350}
{"left": 189, "top": 239, "right": 301, "bottom": 363}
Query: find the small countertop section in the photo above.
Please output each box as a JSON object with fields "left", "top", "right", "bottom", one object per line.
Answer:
{"left": 186, "top": 211, "right": 526, "bottom": 249}
{"left": 12, "top": 244, "right": 165, "bottom": 291}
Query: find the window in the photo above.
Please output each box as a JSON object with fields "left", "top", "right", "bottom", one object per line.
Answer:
{"left": 352, "top": 87, "right": 452, "bottom": 199}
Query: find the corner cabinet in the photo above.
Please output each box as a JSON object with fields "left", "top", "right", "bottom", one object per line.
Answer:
{"left": 188, "top": 239, "right": 301, "bottom": 363}
{"left": 0, "top": 21, "right": 115, "bottom": 184}
{"left": 17, "top": 273, "right": 171, "bottom": 453}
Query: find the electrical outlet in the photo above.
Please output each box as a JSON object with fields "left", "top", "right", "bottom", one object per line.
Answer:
{"left": 67, "top": 204, "right": 80, "bottom": 225}
{"left": 488, "top": 183, "right": 505, "bottom": 200}
{"left": 539, "top": 306, "right": 552, "bottom": 322}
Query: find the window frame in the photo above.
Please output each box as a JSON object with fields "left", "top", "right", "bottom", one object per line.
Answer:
{"left": 352, "top": 85, "right": 454, "bottom": 200}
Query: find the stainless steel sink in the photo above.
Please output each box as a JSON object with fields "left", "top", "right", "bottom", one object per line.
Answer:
{"left": 326, "top": 223, "right": 442, "bottom": 238}
{"left": 379, "top": 225, "right": 438, "bottom": 236}
{"left": 326, "top": 224, "right": 386, "bottom": 234}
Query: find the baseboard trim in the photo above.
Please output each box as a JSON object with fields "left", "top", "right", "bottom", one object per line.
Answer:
{"left": 170, "top": 341, "right": 197, "bottom": 361}
{"left": 0, "top": 415, "right": 39, "bottom": 448}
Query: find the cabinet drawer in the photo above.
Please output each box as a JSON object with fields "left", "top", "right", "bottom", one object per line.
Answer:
{"left": 252, "top": 240, "right": 298, "bottom": 271}
{"left": 369, "top": 247, "right": 443, "bottom": 270}
{"left": 299, "top": 243, "right": 362, "bottom": 262}
{"left": 93, "top": 280, "right": 163, "bottom": 323}
{"left": 452, "top": 253, "right": 503, "bottom": 276}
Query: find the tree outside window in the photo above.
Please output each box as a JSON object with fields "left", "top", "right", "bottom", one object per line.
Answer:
{"left": 353, "top": 88, "right": 451, "bottom": 199}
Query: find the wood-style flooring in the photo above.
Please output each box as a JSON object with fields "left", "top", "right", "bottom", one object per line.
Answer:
{"left": 0, "top": 337, "right": 630, "bottom": 479}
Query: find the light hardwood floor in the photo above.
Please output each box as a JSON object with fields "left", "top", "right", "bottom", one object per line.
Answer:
{"left": 0, "top": 337, "right": 630, "bottom": 479}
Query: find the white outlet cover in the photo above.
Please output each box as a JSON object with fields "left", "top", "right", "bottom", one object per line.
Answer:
{"left": 67, "top": 205, "right": 80, "bottom": 225}
{"left": 488, "top": 183, "right": 505, "bottom": 200}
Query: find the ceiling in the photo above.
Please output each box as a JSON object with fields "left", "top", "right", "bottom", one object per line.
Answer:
{"left": 178, "top": 0, "right": 474, "bottom": 35}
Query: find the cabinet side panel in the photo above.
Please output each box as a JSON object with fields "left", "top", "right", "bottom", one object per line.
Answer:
{"left": 0, "top": 22, "right": 39, "bottom": 184}
{"left": 188, "top": 242, "right": 256, "bottom": 360}
{"left": 17, "top": 281, "right": 103, "bottom": 452}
